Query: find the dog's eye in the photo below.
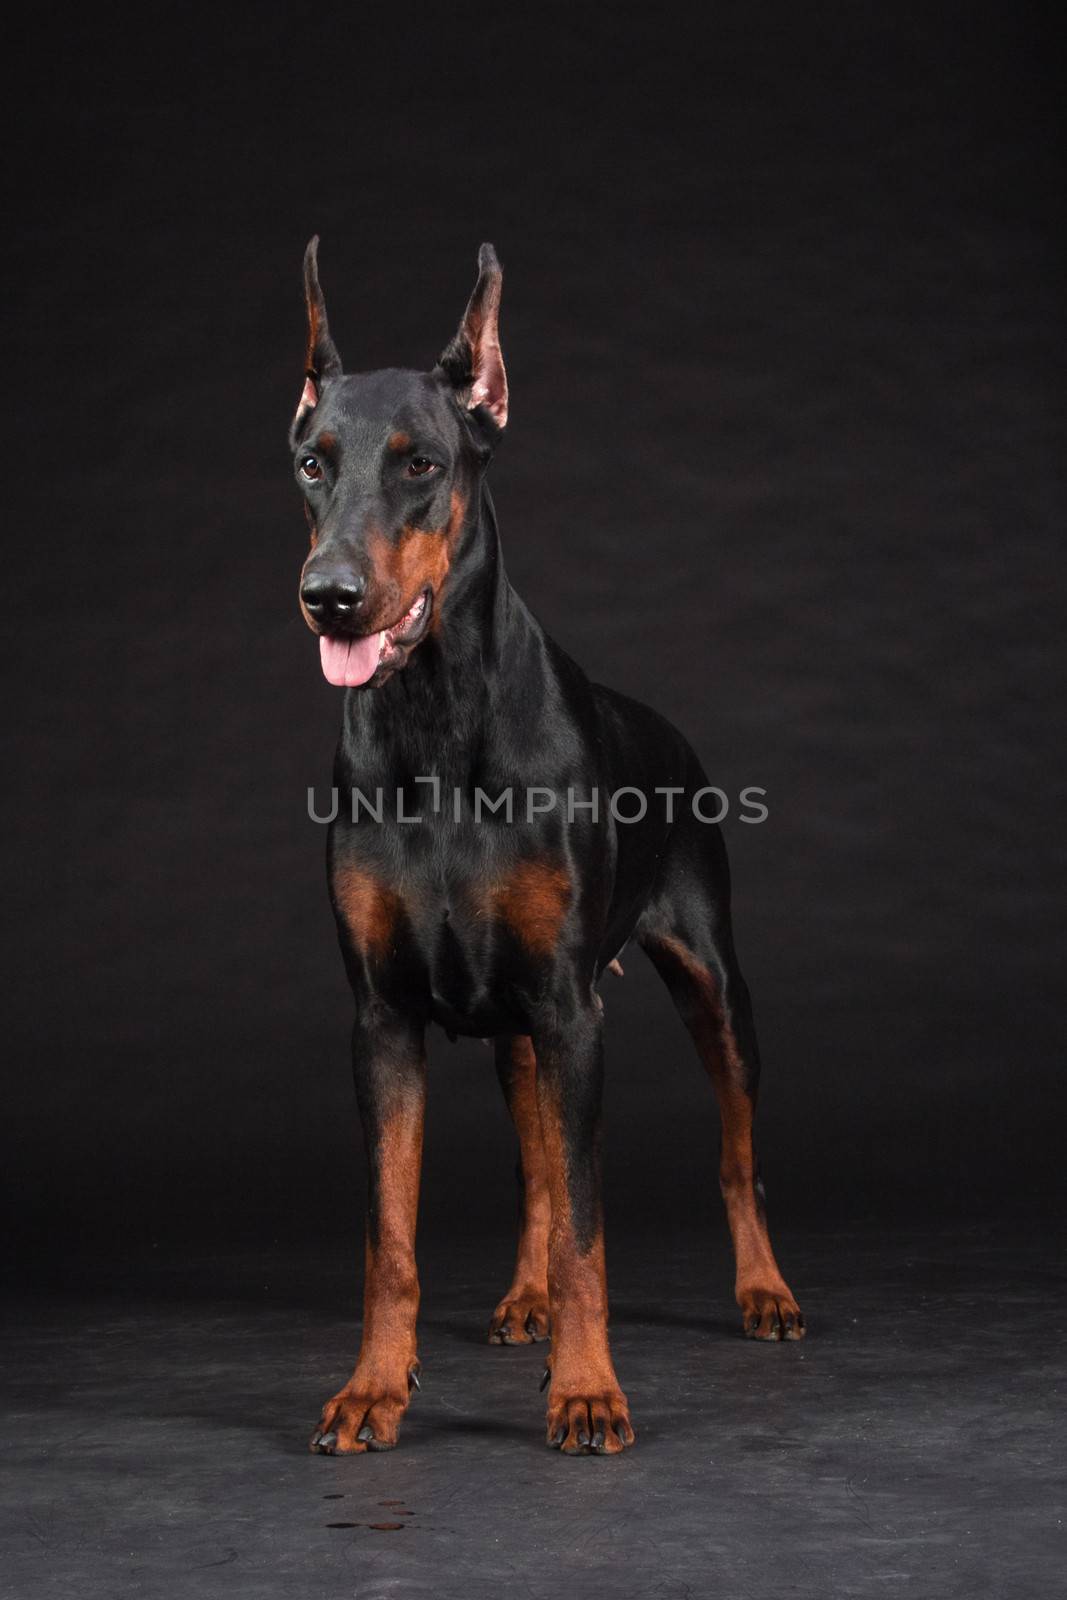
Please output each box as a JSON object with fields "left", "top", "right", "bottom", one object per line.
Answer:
{"left": 300, "top": 456, "right": 323, "bottom": 481}
{"left": 407, "top": 457, "right": 438, "bottom": 477}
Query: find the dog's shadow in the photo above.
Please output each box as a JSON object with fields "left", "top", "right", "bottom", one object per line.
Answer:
{"left": 611, "top": 1301, "right": 738, "bottom": 1338}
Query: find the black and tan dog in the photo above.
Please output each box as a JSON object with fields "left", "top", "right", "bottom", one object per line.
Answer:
{"left": 292, "top": 240, "right": 803, "bottom": 1457}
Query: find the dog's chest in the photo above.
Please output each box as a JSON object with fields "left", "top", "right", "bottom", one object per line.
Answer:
{"left": 330, "top": 828, "right": 573, "bottom": 1030}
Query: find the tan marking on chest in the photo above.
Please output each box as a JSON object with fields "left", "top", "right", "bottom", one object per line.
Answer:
{"left": 490, "top": 862, "right": 572, "bottom": 956}
{"left": 333, "top": 865, "right": 403, "bottom": 959}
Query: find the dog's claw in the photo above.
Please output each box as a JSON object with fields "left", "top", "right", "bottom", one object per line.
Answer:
{"left": 489, "top": 1289, "right": 551, "bottom": 1345}
{"left": 357, "top": 1425, "right": 374, "bottom": 1443}
{"left": 540, "top": 1367, "right": 551, "bottom": 1392}
{"left": 739, "top": 1284, "right": 805, "bottom": 1341}
{"left": 408, "top": 1366, "right": 421, "bottom": 1392}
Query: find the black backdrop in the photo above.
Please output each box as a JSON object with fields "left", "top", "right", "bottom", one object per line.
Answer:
{"left": 4, "top": 5, "right": 1063, "bottom": 1272}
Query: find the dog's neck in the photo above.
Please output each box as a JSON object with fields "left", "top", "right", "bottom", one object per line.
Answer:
{"left": 339, "top": 482, "right": 545, "bottom": 781}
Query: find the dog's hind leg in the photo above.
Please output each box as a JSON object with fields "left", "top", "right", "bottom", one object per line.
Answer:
{"left": 488, "top": 1035, "right": 552, "bottom": 1344}
{"left": 637, "top": 819, "right": 805, "bottom": 1341}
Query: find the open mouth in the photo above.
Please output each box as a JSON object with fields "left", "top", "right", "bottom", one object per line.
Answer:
{"left": 318, "top": 588, "right": 433, "bottom": 687}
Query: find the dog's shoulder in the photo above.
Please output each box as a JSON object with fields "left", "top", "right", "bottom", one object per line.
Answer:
{"left": 591, "top": 679, "right": 695, "bottom": 755}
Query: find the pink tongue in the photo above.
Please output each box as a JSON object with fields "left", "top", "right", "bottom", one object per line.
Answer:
{"left": 319, "top": 633, "right": 383, "bottom": 687}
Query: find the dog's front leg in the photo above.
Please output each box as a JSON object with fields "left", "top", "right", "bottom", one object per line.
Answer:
{"left": 533, "top": 1000, "right": 635, "bottom": 1455}
{"left": 310, "top": 1011, "right": 426, "bottom": 1454}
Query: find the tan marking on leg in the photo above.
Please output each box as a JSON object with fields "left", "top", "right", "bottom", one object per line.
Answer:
{"left": 314, "top": 1087, "right": 425, "bottom": 1454}
{"left": 537, "top": 1081, "right": 633, "bottom": 1453}
{"left": 654, "top": 934, "right": 803, "bottom": 1340}
{"left": 359, "top": 1098, "right": 423, "bottom": 1386}
{"left": 490, "top": 1036, "right": 551, "bottom": 1343}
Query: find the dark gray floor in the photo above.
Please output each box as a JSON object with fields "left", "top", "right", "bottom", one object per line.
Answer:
{"left": 2, "top": 1226, "right": 1062, "bottom": 1599}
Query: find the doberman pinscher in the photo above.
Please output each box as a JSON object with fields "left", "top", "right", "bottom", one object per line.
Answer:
{"left": 291, "top": 240, "right": 804, "bottom": 1457}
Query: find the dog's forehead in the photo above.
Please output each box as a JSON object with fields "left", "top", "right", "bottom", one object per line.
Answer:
{"left": 321, "top": 369, "right": 456, "bottom": 442}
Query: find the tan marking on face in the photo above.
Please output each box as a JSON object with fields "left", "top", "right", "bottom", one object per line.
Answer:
{"left": 332, "top": 864, "right": 403, "bottom": 960}
{"left": 491, "top": 861, "right": 572, "bottom": 956}
{"left": 387, "top": 431, "right": 411, "bottom": 452}
{"left": 364, "top": 489, "right": 467, "bottom": 632}
{"left": 316, "top": 430, "right": 336, "bottom": 454}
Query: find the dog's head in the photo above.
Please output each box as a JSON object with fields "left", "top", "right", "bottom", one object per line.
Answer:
{"left": 289, "top": 239, "right": 508, "bottom": 688}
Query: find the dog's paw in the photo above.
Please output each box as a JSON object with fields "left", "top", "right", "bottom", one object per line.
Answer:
{"left": 488, "top": 1284, "right": 551, "bottom": 1344}
{"left": 309, "top": 1365, "right": 420, "bottom": 1454}
{"left": 738, "top": 1283, "right": 805, "bottom": 1341}
{"left": 545, "top": 1383, "right": 635, "bottom": 1455}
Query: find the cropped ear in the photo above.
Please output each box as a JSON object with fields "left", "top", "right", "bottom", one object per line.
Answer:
{"left": 291, "top": 235, "right": 342, "bottom": 438}
{"left": 438, "top": 243, "right": 508, "bottom": 429}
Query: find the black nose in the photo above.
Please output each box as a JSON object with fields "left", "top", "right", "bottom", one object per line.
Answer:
{"left": 301, "top": 572, "right": 367, "bottom": 623}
